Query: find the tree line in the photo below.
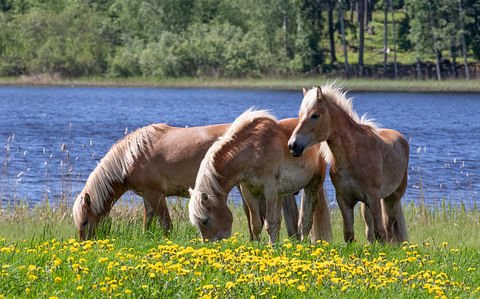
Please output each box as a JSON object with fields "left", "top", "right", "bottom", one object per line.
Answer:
{"left": 1, "top": 0, "right": 479, "bottom": 80}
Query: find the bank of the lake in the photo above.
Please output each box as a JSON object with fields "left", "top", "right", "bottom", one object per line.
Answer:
{"left": 2, "top": 76, "right": 480, "bottom": 93}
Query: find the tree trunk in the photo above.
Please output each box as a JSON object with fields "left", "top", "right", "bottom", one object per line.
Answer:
{"left": 389, "top": 0, "right": 398, "bottom": 78}
{"left": 358, "top": 0, "right": 365, "bottom": 76}
{"left": 416, "top": 56, "right": 422, "bottom": 80}
{"left": 429, "top": 11, "right": 442, "bottom": 81}
{"left": 366, "top": 0, "right": 374, "bottom": 24}
{"left": 339, "top": 0, "right": 349, "bottom": 77}
{"left": 383, "top": 0, "right": 388, "bottom": 76}
{"left": 282, "top": 0, "right": 288, "bottom": 57}
{"left": 451, "top": 40, "right": 457, "bottom": 78}
{"left": 328, "top": 0, "right": 337, "bottom": 64}
{"left": 458, "top": 0, "right": 470, "bottom": 79}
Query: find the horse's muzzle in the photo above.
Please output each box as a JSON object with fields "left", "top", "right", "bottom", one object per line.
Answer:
{"left": 288, "top": 141, "right": 304, "bottom": 157}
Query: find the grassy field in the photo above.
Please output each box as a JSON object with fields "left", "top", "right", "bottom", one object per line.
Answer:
{"left": 0, "top": 202, "right": 479, "bottom": 298}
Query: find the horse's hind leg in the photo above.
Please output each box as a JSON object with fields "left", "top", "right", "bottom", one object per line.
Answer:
{"left": 365, "top": 196, "right": 388, "bottom": 242}
{"left": 383, "top": 174, "right": 408, "bottom": 243}
{"left": 361, "top": 202, "right": 375, "bottom": 242}
{"left": 282, "top": 194, "right": 300, "bottom": 240}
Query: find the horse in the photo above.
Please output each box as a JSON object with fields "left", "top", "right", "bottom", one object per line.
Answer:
{"left": 288, "top": 84, "right": 409, "bottom": 243}
{"left": 72, "top": 123, "right": 300, "bottom": 241}
{"left": 189, "top": 109, "right": 331, "bottom": 244}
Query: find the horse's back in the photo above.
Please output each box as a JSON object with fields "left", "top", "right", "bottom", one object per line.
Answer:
{"left": 378, "top": 128, "right": 409, "bottom": 160}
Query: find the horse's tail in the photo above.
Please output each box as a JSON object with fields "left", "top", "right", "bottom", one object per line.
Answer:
{"left": 311, "top": 186, "right": 332, "bottom": 242}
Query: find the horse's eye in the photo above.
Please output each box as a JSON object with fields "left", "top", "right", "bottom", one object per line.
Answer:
{"left": 310, "top": 114, "right": 320, "bottom": 119}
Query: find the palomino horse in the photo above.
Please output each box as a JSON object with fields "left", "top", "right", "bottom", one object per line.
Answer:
{"left": 189, "top": 109, "right": 331, "bottom": 244}
{"left": 288, "top": 84, "right": 409, "bottom": 243}
{"left": 72, "top": 123, "right": 299, "bottom": 241}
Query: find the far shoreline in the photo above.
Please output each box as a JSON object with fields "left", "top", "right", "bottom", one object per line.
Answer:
{"left": 1, "top": 75, "right": 480, "bottom": 93}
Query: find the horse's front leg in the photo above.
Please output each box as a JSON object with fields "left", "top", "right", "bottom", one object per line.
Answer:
{"left": 264, "top": 183, "right": 282, "bottom": 244}
{"left": 337, "top": 192, "right": 355, "bottom": 243}
{"left": 143, "top": 199, "right": 155, "bottom": 231}
{"left": 143, "top": 190, "right": 172, "bottom": 234}
{"left": 238, "top": 184, "right": 264, "bottom": 241}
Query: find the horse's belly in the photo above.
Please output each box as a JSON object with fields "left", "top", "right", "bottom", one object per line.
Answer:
{"left": 279, "top": 167, "right": 314, "bottom": 194}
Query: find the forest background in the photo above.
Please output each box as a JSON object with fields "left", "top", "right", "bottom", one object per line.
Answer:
{"left": 1, "top": 0, "right": 480, "bottom": 81}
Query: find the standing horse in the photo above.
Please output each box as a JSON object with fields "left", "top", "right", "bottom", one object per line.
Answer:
{"left": 288, "top": 84, "right": 409, "bottom": 243}
{"left": 189, "top": 109, "right": 331, "bottom": 244}
{"left": 72, "top": 123, "right": 299, "bottom": 241}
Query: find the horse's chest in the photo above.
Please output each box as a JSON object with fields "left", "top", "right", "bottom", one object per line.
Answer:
{"left": 330, "top": 169, "right": 367, "bottom": 201}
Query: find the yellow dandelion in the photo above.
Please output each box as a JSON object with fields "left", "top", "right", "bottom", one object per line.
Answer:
{"left": 100, "top": 287, "right": 107, "bottom": 292}
{"left": 442, "top": 242, "right": 448, "bottom": 247}
{"left": 25, "top": 288, "right": 30, "bottom": 294}
{"left": 225, "top": 281, "right": 236, "bottom": 289}
{"left": 77, "top": 286, "right": 83, "bottom": 291}
{"left": 297, "top": 284, "right": 307, "bottom": 292}
{"left": 55, "top": 276, "right": 62, "bottom": 283}
{"left": 142, "top": 285, "right": 148, "bottom": 289}
{"left": 202, "top": 284, "right": 214, "bottom": 290}
{"left": 125, "top": 289, "right": 132, "bottom": 294}
{"left": 49, "top": 297, "right": 58, "bottom": 299}
{"left": 149, "top": 273, "right": 155, "bottom": 278}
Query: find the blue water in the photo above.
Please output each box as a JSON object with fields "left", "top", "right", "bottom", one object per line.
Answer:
{"left": 0, "top": 87, "right": 479, "bottom": 209}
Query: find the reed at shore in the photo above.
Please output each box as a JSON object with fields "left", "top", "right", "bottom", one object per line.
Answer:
{"left": 2, "top": 75, "right": 480, "bottom": 93}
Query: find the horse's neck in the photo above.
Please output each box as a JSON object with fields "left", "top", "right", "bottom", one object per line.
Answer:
{"left": 327, "top": 104, "right": 369, "bottom": 165}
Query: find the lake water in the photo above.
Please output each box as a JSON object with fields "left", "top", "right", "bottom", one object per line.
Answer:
{"left": 0, "top": 87, "right": 479, "bottom": 210}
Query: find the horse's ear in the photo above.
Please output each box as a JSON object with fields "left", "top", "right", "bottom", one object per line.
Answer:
{"left": 302, "top": 87, "right": 307, "bottom": 96}
{"left": 188, "top": 188, "right": 194, "bottom": 196}
{"left": 84, "top": 193, "right": 91, "bottom": 207}
{"left": 316, "top": 86, "right": 324, "bottom": 101}
{"left": 201, "top": 192, "right": 209, "bottom": 202}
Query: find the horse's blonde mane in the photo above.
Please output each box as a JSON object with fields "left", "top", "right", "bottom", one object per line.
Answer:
{"left": 74, "top": 124, "right": 166, "bottom": 217}
{"left": 189, "top": 108, "right": 276, "bottom": 222}
{"left": 301, "top": 83, "right": 378, "bottom": 163}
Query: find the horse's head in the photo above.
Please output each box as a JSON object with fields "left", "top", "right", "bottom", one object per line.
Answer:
{"left": 73, "top": 192, "right": 101, "bottom": 241}
{"left": 288, "top": 86, "right": 332, "bottom": 157}
{"left": 189, "top": 188, "right": 233, "bottom": 241}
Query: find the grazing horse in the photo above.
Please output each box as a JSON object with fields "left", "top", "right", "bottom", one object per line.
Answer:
{"left": 189, "top": 109, "right": 331, "bottom": 244}
{"left": 288, "top": 84, "right": 409, "bottom": 243}
{"left": 72, "top": 123, "right": 299, "bottom": 241}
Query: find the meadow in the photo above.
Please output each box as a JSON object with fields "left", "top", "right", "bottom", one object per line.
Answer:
{"left": 0, "top": 199, "right": 479, "bottom": 298}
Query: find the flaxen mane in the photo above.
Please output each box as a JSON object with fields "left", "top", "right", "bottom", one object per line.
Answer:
{"left": 74, "top": 124, "right": 166, "bottom": 219}
{"left": 189, "top": 108, "right": 276, "bottom": 223}
{"left": 301, "top": 83, "right": 378, "bottom": 163}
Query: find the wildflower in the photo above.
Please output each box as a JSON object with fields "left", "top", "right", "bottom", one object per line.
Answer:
{"left": 297, "top": 284, "right": 307, "bottom": 292}
{"left": 101, "top": 287, "right": 107, "bottom": 292}
{"left": 442, "top": 242, "right": 448, "bottom": 247}
{"left": 77, "top": 286, "right": 83, "bottom": 291}
{"left": 55, "top": 277, "right": 62, "bottom": 283}
{"left": 98, "top": 257, "right": 108, "bottom": 263}
{"left": 25, "top": 288, "right": 30, "bottom": 294}
{"left": 203, "top": 284, "right": 214, "bottom": 290}
{"left": 225, "top": 281, "right": 236, "bottom": 289}
{"left": 49, "top": 297, "right": 58, "bottom": 299}
{"left": 125, "top": 289, "right": 132, "bottom": 294}
{"left": 149, "top": 273, "right": 155, "bottom": 278}
{"left": 141, "top": 285, "right": 148, "bottom": 289}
